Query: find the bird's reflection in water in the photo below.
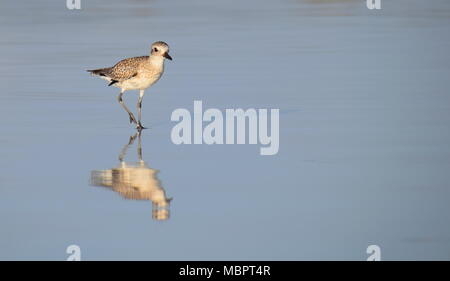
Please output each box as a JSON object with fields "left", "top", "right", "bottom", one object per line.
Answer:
{"left": 90, "top": 132, "right": 172, "bottom": 221}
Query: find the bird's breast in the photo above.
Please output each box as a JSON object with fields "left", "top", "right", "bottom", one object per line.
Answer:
{"left": 121, "top": 72, "right": 162, "bottom": 90}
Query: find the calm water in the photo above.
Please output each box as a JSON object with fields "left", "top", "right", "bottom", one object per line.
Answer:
{"left": 1, "top": 0, "right": 450, "bottom": 260}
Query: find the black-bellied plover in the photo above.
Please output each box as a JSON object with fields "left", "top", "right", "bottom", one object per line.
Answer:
{"left": 88, "top": 41, "right": 172, "bottom": 130}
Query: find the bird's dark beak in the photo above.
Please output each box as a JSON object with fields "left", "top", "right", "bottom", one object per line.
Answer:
{"left": 164, "top": 52, "right": 172, "bottom": 60}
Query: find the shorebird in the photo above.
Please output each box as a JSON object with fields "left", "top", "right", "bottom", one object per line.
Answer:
{"left": 87, "top": 41, "right": 172, "bottom": 130}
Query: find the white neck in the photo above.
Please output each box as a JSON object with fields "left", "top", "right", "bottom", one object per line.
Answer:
{"left": 148, "top": 55, "right": 165, "bottom": 66}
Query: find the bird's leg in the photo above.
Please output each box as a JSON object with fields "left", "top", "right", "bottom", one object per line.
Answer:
{"left": 136, "top": 90, "right": 146, "bottom": 130}
{"left": 117, "top": 90, "right": 137, "bottom": 125}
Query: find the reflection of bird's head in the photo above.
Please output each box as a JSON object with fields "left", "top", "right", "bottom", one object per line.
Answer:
{"left": 153, "top": 208, "right": 170, "bottom": 221}
{"left": 153, "top": 197, "right": 172, "bottom": 220}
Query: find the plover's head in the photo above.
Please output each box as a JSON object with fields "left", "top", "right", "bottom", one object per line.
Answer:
{"left": 151, "top": 41, "right": 172, "bottom": 60}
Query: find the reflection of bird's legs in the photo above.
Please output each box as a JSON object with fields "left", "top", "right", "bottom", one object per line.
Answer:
{"left": 137, "top": 130, "right": 144, "bottom": 164}
{"left": 117, "top": 90, "right": 138, "bottom": 125}
{"left": 136, "top": 90, "right": 146, "bottom": 130}
{"left": 119, "top": 133, "right": 138, "bottom": 162}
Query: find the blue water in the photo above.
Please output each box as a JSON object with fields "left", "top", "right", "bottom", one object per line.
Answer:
{"left": 0, "top": 0, "right": 450, "bottom": 260}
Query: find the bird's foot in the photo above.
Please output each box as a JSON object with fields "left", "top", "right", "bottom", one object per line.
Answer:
{"left": 136, "top": 122, "right": 147, "bottom": 131}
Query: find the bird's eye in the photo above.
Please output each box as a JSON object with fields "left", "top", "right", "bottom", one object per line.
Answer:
{"left": 153, "top": 48, "right": 158, "bottom": 52}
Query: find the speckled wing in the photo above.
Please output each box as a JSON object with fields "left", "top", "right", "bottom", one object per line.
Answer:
{"left": 108, "top": 56, "right": 149, "bottom": 81}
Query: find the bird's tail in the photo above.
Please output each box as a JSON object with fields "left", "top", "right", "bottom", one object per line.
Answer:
{"left": 87, "top": 67, "right": 112, "bottom": 77}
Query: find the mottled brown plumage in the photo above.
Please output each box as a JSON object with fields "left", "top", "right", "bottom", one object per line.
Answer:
{"left": 89, "top": 56, "right": 148, "bottom": 82}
